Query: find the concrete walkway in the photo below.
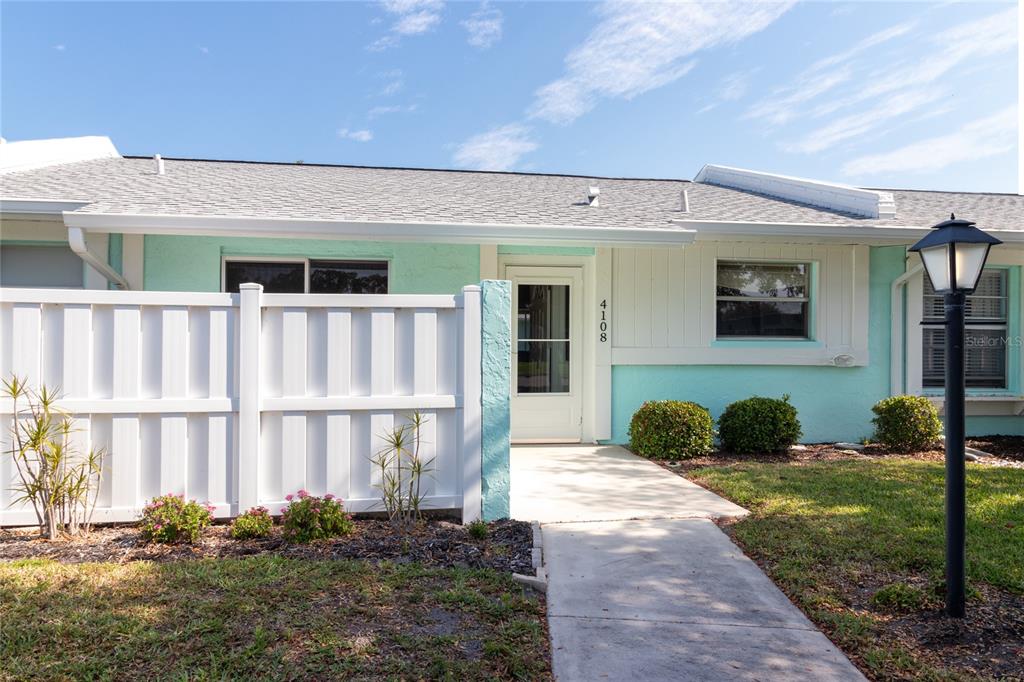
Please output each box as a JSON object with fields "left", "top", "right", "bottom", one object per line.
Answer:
{"left": 512, "top": 445, "right": 864, "bottom": 681}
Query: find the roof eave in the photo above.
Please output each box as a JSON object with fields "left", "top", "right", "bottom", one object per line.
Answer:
{"left": 62, "top": 211, "right": 697, "bottom": 248}
{"left": 671, "top": 219, "right": 1024, "bottom": 245}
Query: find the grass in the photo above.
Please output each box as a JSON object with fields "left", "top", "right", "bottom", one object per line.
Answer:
{"left": 689, "top": 458, "right": 1024, "bottom": 680}
{"left": 0, "top": 556, "right": 550, "bottom": 680}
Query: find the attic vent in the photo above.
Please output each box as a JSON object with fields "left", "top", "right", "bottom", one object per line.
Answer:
{"left": 586, "top": 186, "right": 600, "bottom": 207}
{"left": 154, "top": 154, "right": 165, "bottom": 175}
{"left": 681, "top": 189, "right": 690, "bottom": 213}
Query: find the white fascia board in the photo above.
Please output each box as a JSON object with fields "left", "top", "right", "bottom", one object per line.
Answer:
{"left": 671, "top": 218, "right": 1024, "bottom": 245}
{"left": 0, "top": 136, "right": 120, "bottom": 174}
{"left": 62, "top": 211, "right": 698, "bottom": 247}
{"left": 1, "top": 197, "right": 92, "bottom": 214}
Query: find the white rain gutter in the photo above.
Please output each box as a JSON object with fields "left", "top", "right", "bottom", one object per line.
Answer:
{"left": 67, "top": 226, "right": 130, "bottom": 290}
{"left": 890, "top": 255, "right": 923, "bottom": 396}
{"left": 669, "top": 219, "right": 1024, "bottom": 245}
{"left": 62, "top": 211, "right": 698, "bottom": 248}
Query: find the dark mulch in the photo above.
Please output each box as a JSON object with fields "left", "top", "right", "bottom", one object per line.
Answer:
{"left": 0, "top": 518, "right": 535, "bottom": 574}
{"left": 968, "top": 435, "right": 1024, "bottom": 461}
{"left": 656, "top": 442, "right": 946, "bottom": 476}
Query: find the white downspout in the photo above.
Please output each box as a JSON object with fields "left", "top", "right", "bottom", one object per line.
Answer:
{"left": 67, "top": 226, "right": 131, "bottom": 289}
{"left": 890, "top": 256, "right": 923, "bottom": 396}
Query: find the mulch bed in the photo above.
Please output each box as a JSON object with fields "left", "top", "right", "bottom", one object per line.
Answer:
{"left": 657, "top": 440, "right": 1024, "bottom": 474}
{"left": 0, "top": 518, "right": 535, "bottom": 574}
{"left": 968, "top": 435, "right": 1024, "bottom": 461}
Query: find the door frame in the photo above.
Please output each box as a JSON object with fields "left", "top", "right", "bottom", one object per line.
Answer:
{"left": 499, "top": 253, "right": 597, "bottom": 443}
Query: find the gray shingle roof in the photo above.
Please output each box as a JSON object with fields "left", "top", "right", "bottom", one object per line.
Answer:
{"left": 1, "top": 156, "right": 1021, "bottom": 232}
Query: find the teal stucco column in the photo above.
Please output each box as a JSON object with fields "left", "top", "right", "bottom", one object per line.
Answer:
{"left": 480, "top": 279, "right": 511, "bottom": 520}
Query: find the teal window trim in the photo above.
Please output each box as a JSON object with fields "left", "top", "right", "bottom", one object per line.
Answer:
{"left": 711, "top": 339, "right": 825, "bottom": 349}
{"left": 0, "top": 239, "right": 71, "bottom": 247}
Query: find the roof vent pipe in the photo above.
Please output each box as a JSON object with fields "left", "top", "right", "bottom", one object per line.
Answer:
{"left": 681, "top": 188, "right": 690, "bottom": 213}
{"left": 155, "top": 154, "right": 165, "bottom": 175}
{"left": 587, "top": 186, "right": 600, "bottom": 207}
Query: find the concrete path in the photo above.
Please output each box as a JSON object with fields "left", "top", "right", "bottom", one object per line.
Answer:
{"left": 511, "top": 445, "right": 747, "bottom": 523}
{"left": 512, "top": 445, "right": 864, "bottom": 681}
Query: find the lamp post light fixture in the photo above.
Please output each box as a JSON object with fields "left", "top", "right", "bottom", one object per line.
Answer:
{"left": 909, "top": 214, "right": 1002, "bottom": 618}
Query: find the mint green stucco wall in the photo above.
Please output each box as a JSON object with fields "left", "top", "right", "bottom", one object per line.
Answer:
{"left": 609, "top": 246, "right": 907, "bottom": 444}
{"left": 480, "top": 280, "right": 512, "bottom": 520}
{"left": 143, "top": 235, "right": 480, "bottom": 294}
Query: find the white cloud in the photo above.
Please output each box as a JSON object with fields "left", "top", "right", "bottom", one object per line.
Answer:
{"left": 746, "top": 6, "right": 1016, "bottom": 154}
{"left": 378, "top": 78, "right": 404, "bottom": 96}
{"left": 53, "top": 44, "right": 66, "bottom": 51}
{"left": 697, "top": 68, "right": 759, "bottom": 114}
{"left": 462, "top": 3, "right": 503, "bottom": 49}
{"left": 198, "top": 46, "right": 210, "bottom": 54}
{"left": 528, "top": 1, "right": 794, "bottom": 125}
{"left": 841, "top": 105, "right": 1017, "bottom": 176}
{"left": 368, "top": 104, "right": 418, "bottom": 118}
{"left": 785, "top": 88, "right": 943, "bottom": 154}
{"left": 371, "top": 0, "right": 444, "bottom": 49}
{"left": 452, "top": 123, "right": 537, "bottom": 170}
{"left": 337, "top": 128, "right": 374, "bottom": 142}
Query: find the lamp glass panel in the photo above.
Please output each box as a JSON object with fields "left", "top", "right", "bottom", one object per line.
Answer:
{"left": 954, "top": 242, "right": 990, "bottom": 291}
{"left": 919, "top": 245, "right": 952, "bottom": 292}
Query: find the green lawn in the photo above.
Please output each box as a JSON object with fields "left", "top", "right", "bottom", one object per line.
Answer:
{"left": 0, "top": 557, "right": 550, "bottom": 681}
{"left": 689, "top": 459, "right": 1023, "bottom": 680}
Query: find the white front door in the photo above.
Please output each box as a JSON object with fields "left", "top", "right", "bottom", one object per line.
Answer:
{"left": 507, "top": 266, "right": 583, "bottom": 443}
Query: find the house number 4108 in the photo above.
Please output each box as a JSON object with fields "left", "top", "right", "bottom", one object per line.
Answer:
{"left": 599, "top": 299, "right": 609, "bottom": 343}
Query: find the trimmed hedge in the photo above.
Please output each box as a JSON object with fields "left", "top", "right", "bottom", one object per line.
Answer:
{"left": 718, "top": 395, "right": 802, "bottom": 454}
{"left": 871, "top": 395, "right": 942, "bottom": 452}
{"left": 628, "top": 400, "right": 715, "bottom": 460}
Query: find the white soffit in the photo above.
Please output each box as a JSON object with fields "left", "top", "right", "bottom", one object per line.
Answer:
{"left": 695, "top": 164, "right": 896, "bottom": 219}
{"left": 0, "top": 136, "right": 120, "bottom": 175}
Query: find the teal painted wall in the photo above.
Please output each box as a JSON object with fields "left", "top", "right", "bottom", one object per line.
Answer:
{"left": 609, "top": 246, "right": 907, "bottom": 444}
{"left": 143, "top": 235, "right": 480, "bottom": 294}
{"left": 966, "top": 416, "right": 1024, "bottom": 437}
{"left": 480, "top": 280, "right": 512, "bottom": 521}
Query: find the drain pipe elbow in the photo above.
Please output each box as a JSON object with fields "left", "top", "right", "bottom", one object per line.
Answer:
{"left": 67, "top": 226, "right": 131, "bottom": 290}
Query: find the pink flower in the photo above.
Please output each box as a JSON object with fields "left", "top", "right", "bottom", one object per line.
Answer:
{"left": 298, "top": 489, "right": 309, "bottom": 499}
{"left": 324, "top": 493, "right": 335, "bottom": 501}
{"left": 285, "top": 494, "right": 293, "bottom": 502}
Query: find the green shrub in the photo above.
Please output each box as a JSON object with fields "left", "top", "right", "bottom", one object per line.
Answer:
{"left": 467, "top": 519, "right": 489, "bottom": 540}
{"left": 140, "top": 494, "right": 214, "bottom": 544}
{"left": 230, "top": 506, "right": 274, "bottom": 540}
{"left": 718, "top": 395, "right": 802, "bottom": 454}
{"left": 871, "top": 582, "right": 928, "bottom": 612}
{"left": 871, "top": 395, "right": 942, "bottom": 452}
{"left": 628, "top": 400, "right": 715, "bottom": 460}
{"left": 281, "top": 490, "right": 354, "bottom": 543}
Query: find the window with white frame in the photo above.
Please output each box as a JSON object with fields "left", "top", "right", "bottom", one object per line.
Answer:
{"left": 922, "top": 269, "right": 1008, "bottom": 389}
{"left": 223, "top": 259, "right": 388, "bottom": 294}
{"left": 716, "top": 261, "right": 810, "bottom": 338}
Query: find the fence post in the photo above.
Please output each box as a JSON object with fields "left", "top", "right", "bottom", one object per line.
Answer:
{"left": 460, "top": 285, "right": 483, "bottom": 523}
{"left": 238, "top": 283, "right": 263, "bottom": 514}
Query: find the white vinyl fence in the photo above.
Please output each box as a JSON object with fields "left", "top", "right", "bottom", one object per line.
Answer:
{"left": 0, "top": 284, "right": 483, "bottom": 526}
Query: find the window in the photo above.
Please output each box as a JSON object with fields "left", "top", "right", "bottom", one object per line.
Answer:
{"left": 923, "top": 269, "right": 1007, "bottom": 389}
{"left": 0, "top": 244, "right": 84, "bottom": 288}
{"left": 716, "top": 261, "right": 810, "bottom": 338}
{"left": 223, "top": 259, "right": 388, "bottom": 294}
{"left": 517, "top": 284, "right": 571, "bottom": 393}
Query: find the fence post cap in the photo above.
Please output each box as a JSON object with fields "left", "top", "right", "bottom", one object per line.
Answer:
{"left": 462, "top": 284, "right": 482, "bottom": 293}
{"left": 239, "top": 283, "right": 264, "bottom": 291}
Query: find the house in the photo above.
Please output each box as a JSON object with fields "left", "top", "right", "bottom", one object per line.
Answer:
{"left": 2, "top": 135, "right": 1022, "bottom": 447}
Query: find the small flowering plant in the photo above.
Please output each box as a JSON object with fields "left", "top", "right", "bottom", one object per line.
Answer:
{"left": 280, "top": 490, "right": 354, "bottom": 543}
{"left": 140, "top": 493, "right": 214, "bottom": 544}
{"left": 230, "top": 506, "right": 274, "bottom": 540}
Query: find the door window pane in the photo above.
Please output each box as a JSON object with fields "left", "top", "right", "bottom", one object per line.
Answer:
{"left": 518, "top": 284, "right": 569, "bottom": 340}
{"left": 517, "top": 341, "right": 570, "bottom": 393}
{"left": 224, "top": 261, "right": 304, "bottom": 293}
{"left": 310, "top": 260, "right": 388, "bottom": 294}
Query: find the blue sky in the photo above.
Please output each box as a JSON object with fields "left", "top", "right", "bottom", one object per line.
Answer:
{"left": 1, "top": 1, "right": 1018, "bottom": 191}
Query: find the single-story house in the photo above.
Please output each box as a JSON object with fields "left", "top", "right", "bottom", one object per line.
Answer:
{"left": 2, "top": 135, "right": 1022, "bottom": 444}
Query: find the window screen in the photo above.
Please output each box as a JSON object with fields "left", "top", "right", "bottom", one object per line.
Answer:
{"left": 309, "top": 260, "right": 388, "bottom": 294}
{"left": 922, "top": 269, "right": 1008, "bottom": 389}
{"left": 224, "top": 261, "right": 304, "bottom": 293}
{"left": 716, "top": 261, "right": 810, "bottom": 338}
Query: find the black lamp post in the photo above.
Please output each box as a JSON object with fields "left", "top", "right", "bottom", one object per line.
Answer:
{"left": 909, "top": 215, "right": 1001, "bottom": 618}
